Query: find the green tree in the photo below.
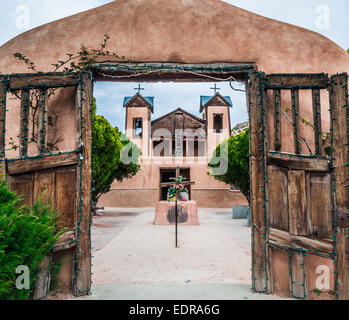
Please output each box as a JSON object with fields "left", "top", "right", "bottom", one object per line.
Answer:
{"left": 92, "top": 98, "right": 140, "bottom": 205}
{"left": 208, "top": 129, "right": 250, "bottom": 204}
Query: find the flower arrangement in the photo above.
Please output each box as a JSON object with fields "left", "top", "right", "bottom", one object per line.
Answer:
{"left": 167, "top": 176, "right": 188, "bottom": 202}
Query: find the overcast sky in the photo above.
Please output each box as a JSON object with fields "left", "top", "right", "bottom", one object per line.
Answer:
{"left": 0, "top": 0, "right": 347, "bottom": 130}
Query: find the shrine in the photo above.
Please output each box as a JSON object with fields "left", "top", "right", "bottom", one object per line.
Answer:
{"left": 154, "top": 167, "right": 199, "bottom": 227}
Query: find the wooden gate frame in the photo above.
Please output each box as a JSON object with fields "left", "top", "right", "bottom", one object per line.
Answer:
{"left": 248, "top": 71, "right": 349, "bottom": 299}
{"left": 0, "top": 71, "right": 93, "bottom": 297}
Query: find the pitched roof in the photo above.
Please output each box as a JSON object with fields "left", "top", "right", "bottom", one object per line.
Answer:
{"left": 200, "top": 92, "right": 232, "bottom": 113}
{"left": 151, "top": 107, "right": 206, "bottom": 125}
{"left": 123, "top": 93, "right": 154, "bottom": 113}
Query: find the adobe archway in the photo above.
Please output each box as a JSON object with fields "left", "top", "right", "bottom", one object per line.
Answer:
{"left": 0, "top": 0, "right": 348, "bottom": 300}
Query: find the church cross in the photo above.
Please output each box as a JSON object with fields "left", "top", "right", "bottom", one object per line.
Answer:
{"left": 134, "top": 84, "right": 144, "bottom": 94}
{"left": 160, "top": 167, "right": 195, "bottom": 189}
{"left": 210, "top": 84, "right": 221, "bottom": 94}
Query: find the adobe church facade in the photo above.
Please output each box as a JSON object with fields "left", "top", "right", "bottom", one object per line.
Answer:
{"left": 99, "top": 91, "right": 248, "bottom": 208}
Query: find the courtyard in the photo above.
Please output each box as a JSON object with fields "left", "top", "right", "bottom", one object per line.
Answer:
{"left": 75, "top": 208, "right": 286, "bottom": 300}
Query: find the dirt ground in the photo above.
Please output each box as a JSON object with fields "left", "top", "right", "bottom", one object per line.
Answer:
{"left": 91, "top": 208, "right": 251, "bottom": 287}
{"left": 49, "top": 208, "right": 291, "bottom": 300}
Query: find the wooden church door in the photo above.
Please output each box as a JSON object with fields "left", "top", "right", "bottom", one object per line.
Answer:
{"left": 0, "top": 71, "right": 93, "bottom": 297}
{"left": 248, "top": 72, "right": 349, "bottom": 300}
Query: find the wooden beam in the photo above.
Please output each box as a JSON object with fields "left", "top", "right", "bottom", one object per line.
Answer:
{"left": 19, "top": 89, "right": 30, "bottom": 158}
{"left": 291, "top": 89, "right": 301, "bottom": 154}
{"left": 7, "top": 73, "right": 79, "bottom": 90}
{"left": 37, "top": 89, "right": 48, "bottom": 154}
{"left": 0, "top": 76, "right": 6, "bottom": 159}
{"left": 0, "top": 76, "right": 6, "bottom": 179}
{"left": 52, "top": 231, "right": 76, "bottom": 253}
{"left": 249, "top": 72, "right": 270, "bottom": 293}
{"left": 273, "top": 89, "right": 282, "bottom": 151}
{"left": 73, "top": 72, "right": 93, "bottom": 296}
{"left": 312, "top": 89, "right": 323, "bottom": 155}
{"left": 92, "top": 63, "right": 256, "bottom": 82}
{"left": 6, "top": 152, "right": 79, "bottom": 175}
{"left": 267, "top": 152, "right": 329, "bottom": 172}
{"left": 269, "top": 228, "right": 333, "bottom": 257}
{"left": 265, "top": 74, "right": 328, "bottom": 89}
{"left": 330, "top": 73, "right": 349, "bottom": 300}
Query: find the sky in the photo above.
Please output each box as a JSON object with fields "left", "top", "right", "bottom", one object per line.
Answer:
{"left": 0, "top": 0, "right": 348, "bottom": 130}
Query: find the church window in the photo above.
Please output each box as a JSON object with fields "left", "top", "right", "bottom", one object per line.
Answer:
{"left": 213, "top": 114, "right": 223, "bottom": 133}
{"left": 133, "top": 118, "right": 143, "bottom": 138}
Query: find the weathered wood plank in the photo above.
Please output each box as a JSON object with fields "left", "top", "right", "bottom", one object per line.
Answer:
{"left": 7, "top": 173, "right": 34, "bottom": 207}
{"left": 330, "top": 73, "right": 349, "bottom": 300}
{"left": 0, "top": 76, "right": 6, "bottom": 159}
{"left": 290, "top": 251, "right": 307, "bottom": 299}
{"left": 93, "top": 62, "right": 256, "bottom": 82}
{"left": 55, "top": 167, "right": 77, "bottom": 228}
{"left": 37, "top": 89, "right": 48, "bottom": 154}
{"left": 7, "top": 152, "right": 79, "bottom": 175}
{"left": 19, "top": 89, "right": 30, "bottom": 157}
{"left": 288, "top": 170, "right": 307, "bottom": 236}
{"left": 269, "top": 228, "right": 333, "bottom": 256}
{"left": 52, "top": 231, "right": 76, "bottom": 253}
{"left": 33, "top": 256, "right": 50, "bottom": 300}
{"left": 312, "top": 89, "right": 323, "bottom": 155}
{"left": 306, "top": 173, "right": 332, "bottom": 239}
{"left": 249, "top": 72, "right": 269, "bottom": 293}
{"left": 8, "top": 73, "right": 79, "bottom": 90}
{"left": 291, "top": 89, "right": 301, "bottom": 154}
{"left": 267, "top": 166, "right": 289, "bottom": 231}
{"left": 265, "top": 74, "right": 328, "bottom": 89}
{"left": 0, "top": 77, "right": 6, "bottom": 179}
{"left": 33, "top": 170, "right": 54, "bottom": 205}
{"left": 273, "top": 89, "right": 282, "bottom": 151}
{"left": 267, "top": 152, "right": 329, "bottom": 172}
{"left": 73, "top": 72, "right": 93, "bottom": 296}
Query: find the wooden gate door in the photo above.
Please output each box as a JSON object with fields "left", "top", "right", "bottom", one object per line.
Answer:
{"left": 0, "top": 71, "right": 93, "bottom": 297}
{"left": 249, "top": 72, "right": 349, "bottom": 300}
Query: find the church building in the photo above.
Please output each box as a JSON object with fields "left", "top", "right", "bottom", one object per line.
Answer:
{"left": 99, "top": 88, "right": 248, "bottom": 208}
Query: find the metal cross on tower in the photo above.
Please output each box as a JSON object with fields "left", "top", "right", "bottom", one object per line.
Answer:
{"left": 134, "top": 84, "right": 144, "bottom": 94}
{"left": 210, "top": 83, "right": 221, "bottom": 94}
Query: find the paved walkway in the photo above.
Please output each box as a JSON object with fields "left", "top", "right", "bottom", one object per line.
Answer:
{"left": 79, "top": 208, "right": 286, "bottom": 300}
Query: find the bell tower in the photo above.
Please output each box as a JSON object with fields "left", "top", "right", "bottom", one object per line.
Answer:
{"left": 200, "top": 89, "right": 232, "bottom": 156}
{"left": 124, "top": 86, "right": 154, "bottom": 157}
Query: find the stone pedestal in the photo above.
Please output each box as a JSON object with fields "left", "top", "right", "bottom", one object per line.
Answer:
{"left": 154, "top": 201, "right": 199, "bottom": 226}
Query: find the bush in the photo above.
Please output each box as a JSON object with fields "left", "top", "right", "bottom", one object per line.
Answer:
{"left": 208, "top": 129, "right": 250, "bottom": 204}
{"left": 0, "top": 181, "right": 62, "bottom": 300}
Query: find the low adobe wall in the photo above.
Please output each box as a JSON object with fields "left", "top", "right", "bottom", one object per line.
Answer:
{"left": 98, "top": 189, "right": 248, "bottom": 209}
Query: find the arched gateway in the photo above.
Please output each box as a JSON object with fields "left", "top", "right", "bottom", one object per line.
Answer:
{"left": 0, "top": 0, "right": 348, "bottom": 300}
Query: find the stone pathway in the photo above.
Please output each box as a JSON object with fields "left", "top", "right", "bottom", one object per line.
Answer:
{"left": 77, "top": 208, "right": 287, "bottom": 300}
